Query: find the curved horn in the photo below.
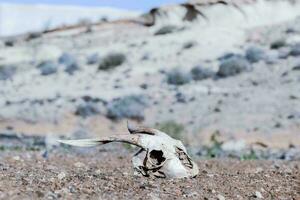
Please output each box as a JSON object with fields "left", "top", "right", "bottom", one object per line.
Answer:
{"left": 127, "top": 121, "right": 158, "bottom": 135}
{"left": 58, "top": 134, "right": 143, "bottom": 148}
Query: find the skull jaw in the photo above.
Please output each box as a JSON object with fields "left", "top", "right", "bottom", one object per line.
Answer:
{"left": 132, "top": 151, "right": 199, "bottom": 179}
{"left": 160, "top": 158, "right": 199, "bottom": 178}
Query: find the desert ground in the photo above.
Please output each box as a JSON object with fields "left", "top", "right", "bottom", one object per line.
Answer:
{"left": 0, "top": 149, "right": 299, "bottom": 200}
{"left": 0, "top": 0, "right": 300, "bottom": 199}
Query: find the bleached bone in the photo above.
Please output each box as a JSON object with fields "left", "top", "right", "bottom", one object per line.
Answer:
{"left": 58, "top": 123, "right": 199, "bottom": 179}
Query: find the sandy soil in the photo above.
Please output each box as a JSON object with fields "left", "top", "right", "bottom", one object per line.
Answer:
{"left": 0, "top": 149, "right": 299, "bottom": 200}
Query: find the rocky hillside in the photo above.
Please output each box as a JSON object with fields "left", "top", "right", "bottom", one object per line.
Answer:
{"left": 0, "top": 0, "right": 299, "bottom": 152}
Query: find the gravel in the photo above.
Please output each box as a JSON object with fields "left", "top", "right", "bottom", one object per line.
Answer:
{"left": 0, "top": 150, "right": 299, "bottom": 200}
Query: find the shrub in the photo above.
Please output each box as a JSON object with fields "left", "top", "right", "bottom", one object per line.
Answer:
{"left": 98, "top": 53, "right": 126, "bottom": 70}
{"left": 217, "top": 56, "right": 252, "bottom": 77}
{"left": 106, "top": 95, "right": 148, "bottom": 120}
{"left": 156, "top": 121, "right": 184, "bottom": 140}
{"left": 167, "top": 69, "right": 191, "bottom": 85}
{"left": 154, "top": 25, "right": 177, "bottom": 35}
{"left": 37, "top": 61, "right": 57, "bottom": 76}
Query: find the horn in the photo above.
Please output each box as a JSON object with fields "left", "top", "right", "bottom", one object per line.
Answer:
{"left": 127, "top": 121, "right": 158, "bottom": 135}
{"left": 58, "top": 134, "right": 144, "bottom": 148}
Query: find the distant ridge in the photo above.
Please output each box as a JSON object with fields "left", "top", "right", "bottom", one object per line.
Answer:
{"left": 0, "top": 3, "right": 140, "bottom": 37}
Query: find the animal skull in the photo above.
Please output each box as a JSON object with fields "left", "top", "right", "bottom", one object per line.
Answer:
{"left": 58, "top": 123, "right": 199, "bottom": 178}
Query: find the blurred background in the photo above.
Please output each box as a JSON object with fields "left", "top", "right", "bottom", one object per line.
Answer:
{"left": 0, "top": 0, "right": 300, "bottom": 159}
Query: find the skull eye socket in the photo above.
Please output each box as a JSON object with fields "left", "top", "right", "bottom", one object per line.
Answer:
{"left": 149, "top": 150, "right": 166, "bottom": 165}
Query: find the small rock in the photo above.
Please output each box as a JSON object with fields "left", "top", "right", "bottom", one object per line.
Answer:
{"left": 154, "top": 25, "right": 178, "bottom": 35}
{"left": 217, "top": 194, "right": 225, "bottom": 200}
{"left": 87, "top": 53, "right": 100, "bottom": 65}
{"left": 217, "top": 56, "right": 252, "bottom": 77}
{"left": 167, "top": 69, "right": 191, "bottom": 85}
{"left": 57, "top": 172, "right": 66, "bottom": 180}
{"left": 222, "top": 140, "right": 246, "bottom": 151}
{"left": 190, "top": 66, "right": 215, "bottom": 81}
{"left": 74, "top": 162, "right": 85, "bottom": 168}
{"left": 13, "top": 156, "right": 20, "bottom": 161}
{"left": 245, "top": 46, "right": 265, "bottom": 63}
{"left": 37, "top": 61, "right": 57, "bottom": 76}
{"left": 98, "top": 53, "right": 126, "bottom": 70}
{"left": 254, "top": 191, "right": 263, "bottom": 199}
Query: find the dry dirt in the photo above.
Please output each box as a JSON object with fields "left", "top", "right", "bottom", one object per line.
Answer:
{"left": 0, "top": 149, "right": 299, "bottom": 200}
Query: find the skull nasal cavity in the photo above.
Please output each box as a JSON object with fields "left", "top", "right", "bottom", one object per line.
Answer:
{"left": 150, "top": 150, "right": 166, "bottom": 165}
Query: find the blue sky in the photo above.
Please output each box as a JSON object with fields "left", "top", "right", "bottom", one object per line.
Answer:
{"left": 0, "top": 0, "right": 185, "bottom": 11}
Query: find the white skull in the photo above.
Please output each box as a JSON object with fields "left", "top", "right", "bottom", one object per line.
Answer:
{"left": 58, "top": 123, "right": 199, "bottom": 178}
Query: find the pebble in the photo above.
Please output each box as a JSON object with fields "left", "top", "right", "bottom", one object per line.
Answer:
{"left": 217, "top": 194, "right": 226, "bottom": 200}
{"left": 13, "top": 156, "right": 20, "bottom": 161}
{"left": 255, "top": 191, "right": 263, "bottom": 199}
{"left": 74, "top": 162, "right": 85, "bottom": 168}
{"left": 57, "top": 172, "right": 66, "bottom": 180}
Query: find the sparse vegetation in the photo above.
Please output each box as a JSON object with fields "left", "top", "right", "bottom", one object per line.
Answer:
{"left": 155, "top": 121, "right": 184, "bottom": 140}
{"left": 74, "top": 102, "right": 100, "bottom": 118}
{"left": 205, "top": 131, "right": 223, "bottom": 158}
{"left": 154, "top": 25, "right": 178, "bottom": 35}
{"left": 245, "top": 46, "right": 265, "bottom": 63}
{"left": 98, "top": 53, "right": 126, "bottom": 70}
{"left": 0, "top": 145, "right": 40, "bottom": 152}
{"left": 37, "top": 61, "right": 57, "bottom": 76}
{"left": 182, "top": 41, "right": 197, "bottom": 49}
{"left": 167, "top": 69, "right": 191, "bottom": 85}
{"left": 270, "top": 38, "right": 286, "bottom": 49}
{"left": 190, "top": 66, "right": 215, "bottom": 81}
{"left": 217, "top": 56, "right": 252, "bottom": 77}
{"left": 106, "top": 95, "right": 148, "bottom": 121}
{"left": 0, "top": 65, "right": 16, "bottom": 80}
{"left": 87, "top": 53, "right": 100, "bottom": 65}
{"left": 240, "top": 149, "right": 258, "bottom": 160}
